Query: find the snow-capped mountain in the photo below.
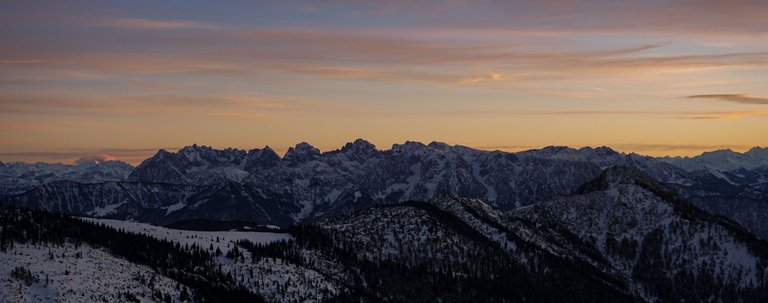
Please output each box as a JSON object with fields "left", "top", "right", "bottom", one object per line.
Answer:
{"left": 661, "top": 146, "right": 768, "bottom": 172}
{"left": 0, "top": 160, "right": 133, "bottom": 198}
{"left": 118, "top": 140, "right": 614, "bottom": 223}
{"left": 5, "top": 139, "right": 768, "bottom": 238}
{"left": 128, "top": 139, "right": 689, "bottom": 211}
{"left": 127, "top": 144, "right": 251, "bottom": 185}
{"left": 3, "top": 166, "right": 768, "bottom": 302}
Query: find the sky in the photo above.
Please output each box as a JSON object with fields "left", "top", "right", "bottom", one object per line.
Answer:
{"left": 1, "top": 0, "right": 767, "bottom": 164}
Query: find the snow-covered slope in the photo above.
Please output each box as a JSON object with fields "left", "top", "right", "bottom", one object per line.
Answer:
{"left": 320, "top": 171, "right": 768, "bottom": 301}
{"left": 0, "top": 242, "right": 193, "bottom": 303}
{"left": 4, "top": 175, "right": 768, "bottom": 302}
{"left": 80, "top": 218, "right": 344, "bottom": 303}
{"left": 82, "top": 217, "right": 292, "bottom": 250}
{"left": 313, "top": 200, "right": 635, "bottom": 301}
{"left": 510, "top": 166, "right": 768, "bottom": 301}
{"left": 320, "top": 204, "right": 492, "bottom": 265}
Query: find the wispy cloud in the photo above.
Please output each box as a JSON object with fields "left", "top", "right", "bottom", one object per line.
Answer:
{"left": 0, "top": 93, "right": 325, "bottom": 120}
{"left": 324, "top": 1, "right": 768, "bottom": 39}
{"left": 685, "top": 110, "right": 768, "bottom": 120}
{"left": 2, "top": 21, "right": 767, "bottom": 89}
{"left": 95, "top": 18, "right": 221, "bottom": 30}
{"left": 341, "top": 108, "right": 768, "bottom": 121}
{"left": 295, "top": 66, "right": 457, "bottom": 83}
{"left": 473, "top": 145, "right": 543, "bottom": 151}
{"left": 5, "top": 40, "right": 766, "bottom": 88}
{"left": 611, "top": 143, "right": 753, "bottom": 152}
{"left": 686, "top": 94, "right": 768, "bottom": 105}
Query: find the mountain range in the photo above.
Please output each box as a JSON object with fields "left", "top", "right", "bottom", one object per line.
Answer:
{"left": 0, "top": 139, "right": 768, "bottom": 233}
{"left": 3, "top": 140, "right": 768, "bottom": 301}
{"left": 0, "top": 160, "right": 133, "bottom": 197}
{"left": 2, "top": 139, "right": 768, "bottom": 238}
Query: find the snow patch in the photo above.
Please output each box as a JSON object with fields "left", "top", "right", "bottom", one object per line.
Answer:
{"left": 88, "top": 200, "right": 128, "bottom": 217}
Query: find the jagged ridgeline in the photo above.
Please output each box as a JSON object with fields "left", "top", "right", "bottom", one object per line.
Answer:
{"left": 4, "top": 141, "right": 768, "bottom": 241}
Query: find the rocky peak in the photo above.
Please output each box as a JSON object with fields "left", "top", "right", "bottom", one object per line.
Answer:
{"left": 746, "top": 146, "right": 768, "bottom": 157}
{"left": 592, "top": 146, "right": 619, "bottom": 156}
{"left": 699, "top": 149, "right": 739, "bottom": 158}
{"left": 283, "top": 142, "right": 321, "bottom": 165}
{"left": 178, "top": 145, "right": 247, "bottom": 164}
{"left": 428, "top": 141, "right": 450, "bottom": 149}
{"left": 391, "top": 141, "right": 427, "bottom": 153}
{"left": 133, "top": 149, "right": 174, "bottom": 168}
{"left": 153, "top": 149, "right": 172, "bottom": 158}
{"left": 245, "top": 146, "right": 281, "bottom": 171}
{"left": 341, "top": 139, "right": 378, "bottom": 159}
{"left": 178, "top": 144, "right": 217, "bottom": 153}
{"left": 540, "top": 146, "right": 571, "bottom": 154}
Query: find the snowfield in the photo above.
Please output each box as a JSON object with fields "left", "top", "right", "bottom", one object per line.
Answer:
{"left": 80, "top": 218, "right": 293, "bottom": 252}
{"left": 1, "top": 217, "right": 341, "bottom": 303}
{"left": 0, "top": 242, "right": 192, "bottom": 303}
{"left": 73, "top": 218, "right": 340, "bottom": 302}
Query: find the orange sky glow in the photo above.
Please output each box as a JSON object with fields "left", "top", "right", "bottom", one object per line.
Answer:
{"left": 1, "top": 1, "right": 767, "bottom": 164}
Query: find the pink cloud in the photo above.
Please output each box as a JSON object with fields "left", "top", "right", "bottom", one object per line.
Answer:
{"left": 74, "top": 153, "right": 117, "bottom": 165}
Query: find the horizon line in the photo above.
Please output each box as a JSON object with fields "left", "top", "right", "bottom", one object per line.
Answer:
{"left": 0, "top": 139, "right": 763, "bottom": 166}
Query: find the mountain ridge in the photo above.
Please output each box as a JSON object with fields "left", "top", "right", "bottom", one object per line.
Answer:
{"left": 4, "top": 140, "right": 768, "bottom": 240}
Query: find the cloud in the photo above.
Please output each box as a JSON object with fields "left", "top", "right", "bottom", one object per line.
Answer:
{"left": 8, "top": 1, "right": 768, "bottom": 40}
{"left": 0, "top": 92, "right": 325, "bottom": 120}
{"left": 2, "top": 20, "right": 767, "bottom": 89}
{"left": 339, "top": 107, "right": 768, "bottom": 121}
{"left": 296, "top": 65, "right": 498, "bottom": 84}
{"left": 473, "top": 145, "right": 543, "bottom": 151}
{"left": 686, "top": 94, "right": 768, "bottom": 105}
{"left": 460, "top": 72, "right": 506, "bottom": 84}
{"left": 74, "top": 153, "right": 117, "bottom": 165}
{"left": 95, "top": 18, "right": 221, "bottom": 30}
{"left": 337, "top": 1, "right": 768, "bottom": 39}
{"left": 684, "top": 110, "right": 768, "bottom": 120}
{"left": 610, "top": 143, "right": 752, "bottom": 152}
{"left": 296, "top": 66, "right": 451, "bottom": 83}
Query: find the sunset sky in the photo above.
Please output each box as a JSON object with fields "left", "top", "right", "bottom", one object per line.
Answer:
{"left": 2, "top": 0, "right": 767, "bottom": 164}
